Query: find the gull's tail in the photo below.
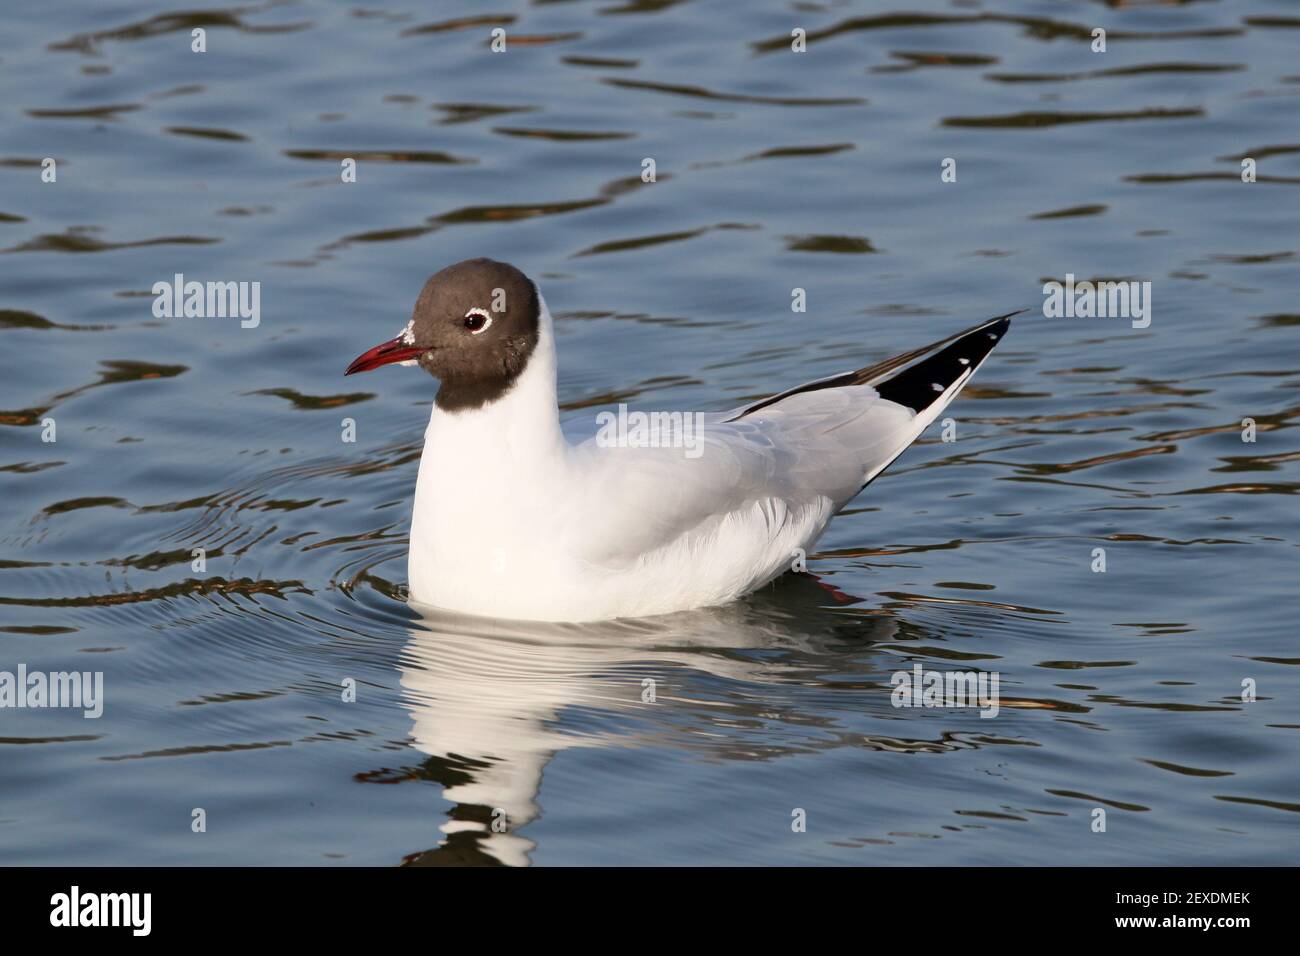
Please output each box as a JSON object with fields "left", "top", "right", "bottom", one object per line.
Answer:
{"left": 725, "top": 311, "right": 1022, "bottom": 495}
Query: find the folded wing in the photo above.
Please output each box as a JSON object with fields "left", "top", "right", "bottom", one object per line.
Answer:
{"left": 566, "top": 313, "right": 1018, "bottom": 568}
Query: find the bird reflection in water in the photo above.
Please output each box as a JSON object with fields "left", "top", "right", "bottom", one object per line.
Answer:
{"left": 393, "top": 575, "right": 896, "bottom": 866}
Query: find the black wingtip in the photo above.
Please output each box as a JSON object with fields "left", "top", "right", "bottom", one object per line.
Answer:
{"left": 727, "top": 309, "right": 1023, "bottom": 422}
{"left": 873, "top": 311, "right": 1016, "bottom": 414}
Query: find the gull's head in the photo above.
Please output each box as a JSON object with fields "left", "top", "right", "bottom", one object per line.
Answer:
{"left": 345, "top": 257, "right": 540, "bottom": 411}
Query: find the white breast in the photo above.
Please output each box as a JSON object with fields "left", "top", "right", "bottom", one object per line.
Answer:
{"left": 406, "top": 299, "right": 839, "bottom": 621}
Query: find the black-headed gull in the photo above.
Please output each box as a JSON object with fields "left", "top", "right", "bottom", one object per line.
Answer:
{"left": 347, "top": 258, "right": 1015, "bottom": 622}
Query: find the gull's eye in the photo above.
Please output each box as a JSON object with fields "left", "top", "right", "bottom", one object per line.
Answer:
{"left": 463, "top": 308, "right": 492, "bottom": 334}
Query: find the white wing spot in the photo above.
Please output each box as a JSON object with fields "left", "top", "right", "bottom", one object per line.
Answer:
{"left": 958, "top": 357, "right": 971, "bottom": 366}
{"left": 931, "top": 382, "right": 944, "bottom": 392}
{"left": 986, "top": 332, "right": 998, "bottom": 340}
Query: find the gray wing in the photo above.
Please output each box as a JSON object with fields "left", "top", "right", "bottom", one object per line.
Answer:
{"left": 564, "top": 313, "right": 1017, "bottom": 562}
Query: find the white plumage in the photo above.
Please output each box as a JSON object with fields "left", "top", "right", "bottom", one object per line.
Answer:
{"left": 407, "top": 294, "right": 1013, "bottom": 621}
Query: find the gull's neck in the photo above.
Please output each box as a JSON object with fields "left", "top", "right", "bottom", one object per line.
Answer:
{"left": 421, "top": 294, "right": 567, "bottom": 475}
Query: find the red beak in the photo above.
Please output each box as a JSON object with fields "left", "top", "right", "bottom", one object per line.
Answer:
{"left": 345, "top": 337, "right": 426, "bottom": 375}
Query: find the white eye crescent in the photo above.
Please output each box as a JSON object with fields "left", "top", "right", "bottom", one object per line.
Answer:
{"left": 465, "top": 307, "right": 493, "bottom": 334}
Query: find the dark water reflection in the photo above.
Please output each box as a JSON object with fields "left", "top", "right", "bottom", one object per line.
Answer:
{"left": 0, "top": 0, "right": 1297, "bottom": 864}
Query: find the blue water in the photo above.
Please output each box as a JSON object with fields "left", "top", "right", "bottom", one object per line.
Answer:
{"left": 1, "top": 0, "right": 1297, "bottom": 865}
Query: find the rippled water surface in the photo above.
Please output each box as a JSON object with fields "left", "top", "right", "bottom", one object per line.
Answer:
{"left": 2, "top": 0, "right": 1298, "bottom": 865}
